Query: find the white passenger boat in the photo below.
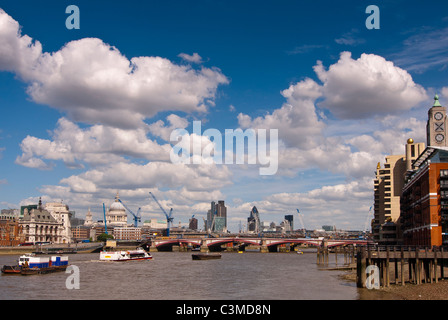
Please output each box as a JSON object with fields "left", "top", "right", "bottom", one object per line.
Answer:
{"left": 99, "top": 248, "right": 152, "bottom": 262}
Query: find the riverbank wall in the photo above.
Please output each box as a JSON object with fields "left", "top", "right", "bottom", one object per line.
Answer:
{"left": 0, "top": 242, "right": 104, "bottom": 255}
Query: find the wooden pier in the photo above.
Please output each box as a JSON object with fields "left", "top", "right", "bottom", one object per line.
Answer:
{"left": 317, "top": 245, "right": 356, "bottom": 266}
{"left": 356, "top": 246, "right": 448, "bottom": 288}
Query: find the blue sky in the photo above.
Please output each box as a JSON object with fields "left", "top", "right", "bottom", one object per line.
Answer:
{"left": 1, "top": 0, "right": 448, "bottom": 231}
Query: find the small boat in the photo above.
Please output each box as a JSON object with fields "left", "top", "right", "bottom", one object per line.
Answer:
{"left": 99, "top": 248, "right": 152, "bottom": 262}
{"left": 1, "top": 265, "right": 22, "bottom": 274}
{"left": 296, "top": 251, "right": 304, "bottom": 255}
{"left": 1, "top": 253, "right": 69, "bottom": 275}
{"left": 192, "top": 252, "right": 222, "bottom": 260}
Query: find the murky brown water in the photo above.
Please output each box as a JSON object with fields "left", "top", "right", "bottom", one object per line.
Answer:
{"left": 0, "top": 251, "right": 381, "bottom": 300}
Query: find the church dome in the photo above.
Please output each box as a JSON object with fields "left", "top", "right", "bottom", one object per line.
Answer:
{"left": 110, "top": 200, "right": 125, "bottom": 212}
{"left": 106, "top": 192, "right": 128, "bottom": 227}
{"left": 108, "top": 192, "right": 126, "bottom": 215}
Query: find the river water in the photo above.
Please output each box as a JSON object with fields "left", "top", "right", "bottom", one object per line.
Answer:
{"left": 0, "top": 250, "right": 387, "bottom": 300}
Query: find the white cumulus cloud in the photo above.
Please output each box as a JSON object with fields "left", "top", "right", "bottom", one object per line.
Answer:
{"left": 0, "top": 9, "right": 229, "bottom": 129}
{"left": 315, "top": 52, "right": 427, "bottom": 119}
{"left": 15, "top": 117, "right": 173, "bottom": 170}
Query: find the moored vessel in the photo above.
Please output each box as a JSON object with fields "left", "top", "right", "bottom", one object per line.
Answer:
{"left": 192, "top": 252, "right": 222, "bottom": 260}
{"left": 1, "top": 253, "right": 69, "bottom": 275}
{"left": 1, "top": 265, "right": 21, "bottom": 274}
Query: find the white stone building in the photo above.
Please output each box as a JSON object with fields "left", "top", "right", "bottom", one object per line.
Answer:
{"left": 45, "top": 202, "right": 73, "bottom": 243}
{"left": 20, "top": 198, "right": 63, "bottom": 243}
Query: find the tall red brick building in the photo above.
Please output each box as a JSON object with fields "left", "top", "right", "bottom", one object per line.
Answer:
{"left": 401, "top": 150, "right": 448, "bottom": 246}
{"left": 400, "top": 95, "right": 448, "bottom": 246}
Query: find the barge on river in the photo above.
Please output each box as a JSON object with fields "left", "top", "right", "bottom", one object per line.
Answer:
{"left": 192, "top": 252, "right": 222, "bottom": 260}
{"left": 1, "top": 253, "right": 69, "bottom": 275}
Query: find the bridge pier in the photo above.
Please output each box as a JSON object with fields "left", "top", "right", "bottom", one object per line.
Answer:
{"left": 200, "top": 239, "right": 209, "bottom": 253}
{"left": 259, "top": 239, "right": 268, "bottom": 253}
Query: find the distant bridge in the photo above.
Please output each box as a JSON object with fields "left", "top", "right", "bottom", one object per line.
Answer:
{"left": 150, "top": 237, "right": 372, "bottom": 252}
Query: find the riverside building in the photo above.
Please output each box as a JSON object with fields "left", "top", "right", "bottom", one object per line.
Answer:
{"left": 45, "top": 202, "right": 72, "bottom": 243}
{"left": 400, "top": 146, "right": 448, "bottom": 246}
{"left": 19, "top": 198, "right": 64, "bottom": 244}
{"left": 399, "top": 96, "right": 448, "bottom": 246}
{"left": 113, "top": 226, "right": 142, "bottom": 241}
{"left": 0, "top": 219, "right": 24, "bottom": 246}
{"left": 373, "top": 140, "right": 425, "bottom": 244}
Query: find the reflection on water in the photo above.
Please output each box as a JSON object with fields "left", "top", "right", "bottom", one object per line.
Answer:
{"left": 1, "top": 251, "right": 363, "bottom": 300}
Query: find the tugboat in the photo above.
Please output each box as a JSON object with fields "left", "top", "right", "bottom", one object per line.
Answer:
{"left": 1, "top": 265, "right": 21, "bottom": 274}
{"left": 1, "top": 253, "right": 69, "bottom": 275}
{"left": 99, "top": 247, "right": 152, "bottom": 262}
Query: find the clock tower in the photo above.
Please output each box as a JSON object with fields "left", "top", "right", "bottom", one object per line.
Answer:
{"left": 427, "top": 94, "right": 447, "bottom": 147}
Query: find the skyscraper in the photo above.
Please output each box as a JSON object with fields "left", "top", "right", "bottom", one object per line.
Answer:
{"left": 373, "top": 139, "right": 424, "bottom": 244}
{"left": 189, "top": 216, "right": 198, "bottom": 230}
{"left": 284, "top": 215, "right": 294, "bottom": 231}
{"left": 207, "top": 200, "right": 227, "bottom": 233}
{"left": 247, "top": 206, "right": 260, "bottom": 233}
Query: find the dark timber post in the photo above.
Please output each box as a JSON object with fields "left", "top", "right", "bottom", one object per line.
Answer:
{"left": 401, "top": 246, "right": 405, "bottom": 286}
{"left": 385, "top": 246, "right": 390, "bottom": 287}
{"left": 434, "top": 247, "right": 438, "bottom": 283}
{"left": 356, "top": 248, "right": 367, "bottom": 288}
{"left": 409, "top": 247, "right": 414, "bottom": 284}
{"left": 394, "top": 247, "right": 399, "bottom": 284}
{"left": 416, "top": 248, "right": 421, "bottom": 285}
{"left": 441, "top": 247, "right": 445, "bottom": 279}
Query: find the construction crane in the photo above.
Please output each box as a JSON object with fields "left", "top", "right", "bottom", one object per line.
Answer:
{"left": 363, "top": 205, "right": 374, "bottom": 234}
{"left": 202, "top": 217, "right": 207, "bottom": 231}
{"left": 296, "top": 209, "right": 308, "bottom": 238}
{"left": 149, "top": 192, "right": 173, "bottom": 236}
{"left": 103, "top": 203, "right": 108, "bottom": 235}
{"left": 118, "top": 199, "right": 141, "bottom": 227}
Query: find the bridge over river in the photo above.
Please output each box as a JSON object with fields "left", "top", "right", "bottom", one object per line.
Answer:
{"left": 150, "top": 237, "right": 372, "bottom": 252}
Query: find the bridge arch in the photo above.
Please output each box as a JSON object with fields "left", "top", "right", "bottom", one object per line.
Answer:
{"left": 153, "top": 239, "right": 201, "bottom": 251}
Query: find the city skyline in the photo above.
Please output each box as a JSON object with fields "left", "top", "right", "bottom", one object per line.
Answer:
{"left": 1, "top": 1, "right": 448, "bottom": 231}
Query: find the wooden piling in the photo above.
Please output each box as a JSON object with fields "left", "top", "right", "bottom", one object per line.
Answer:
{"left": 356, "top": 249, "right": 367, "bottom": 288}
{"left": 384, "top": 259, "right": 388, "bottom": 286}
{"left": 434, "top": 247, "right": 438, "bottom": 283}
{"left": 355, "top": 245, "right": 448, "bottom": 288}
{"left": 401, "top": 247, "right": 405, "bottom": 286}
{"left": 441, "top": 247, "right": 445, "bottom": 279}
